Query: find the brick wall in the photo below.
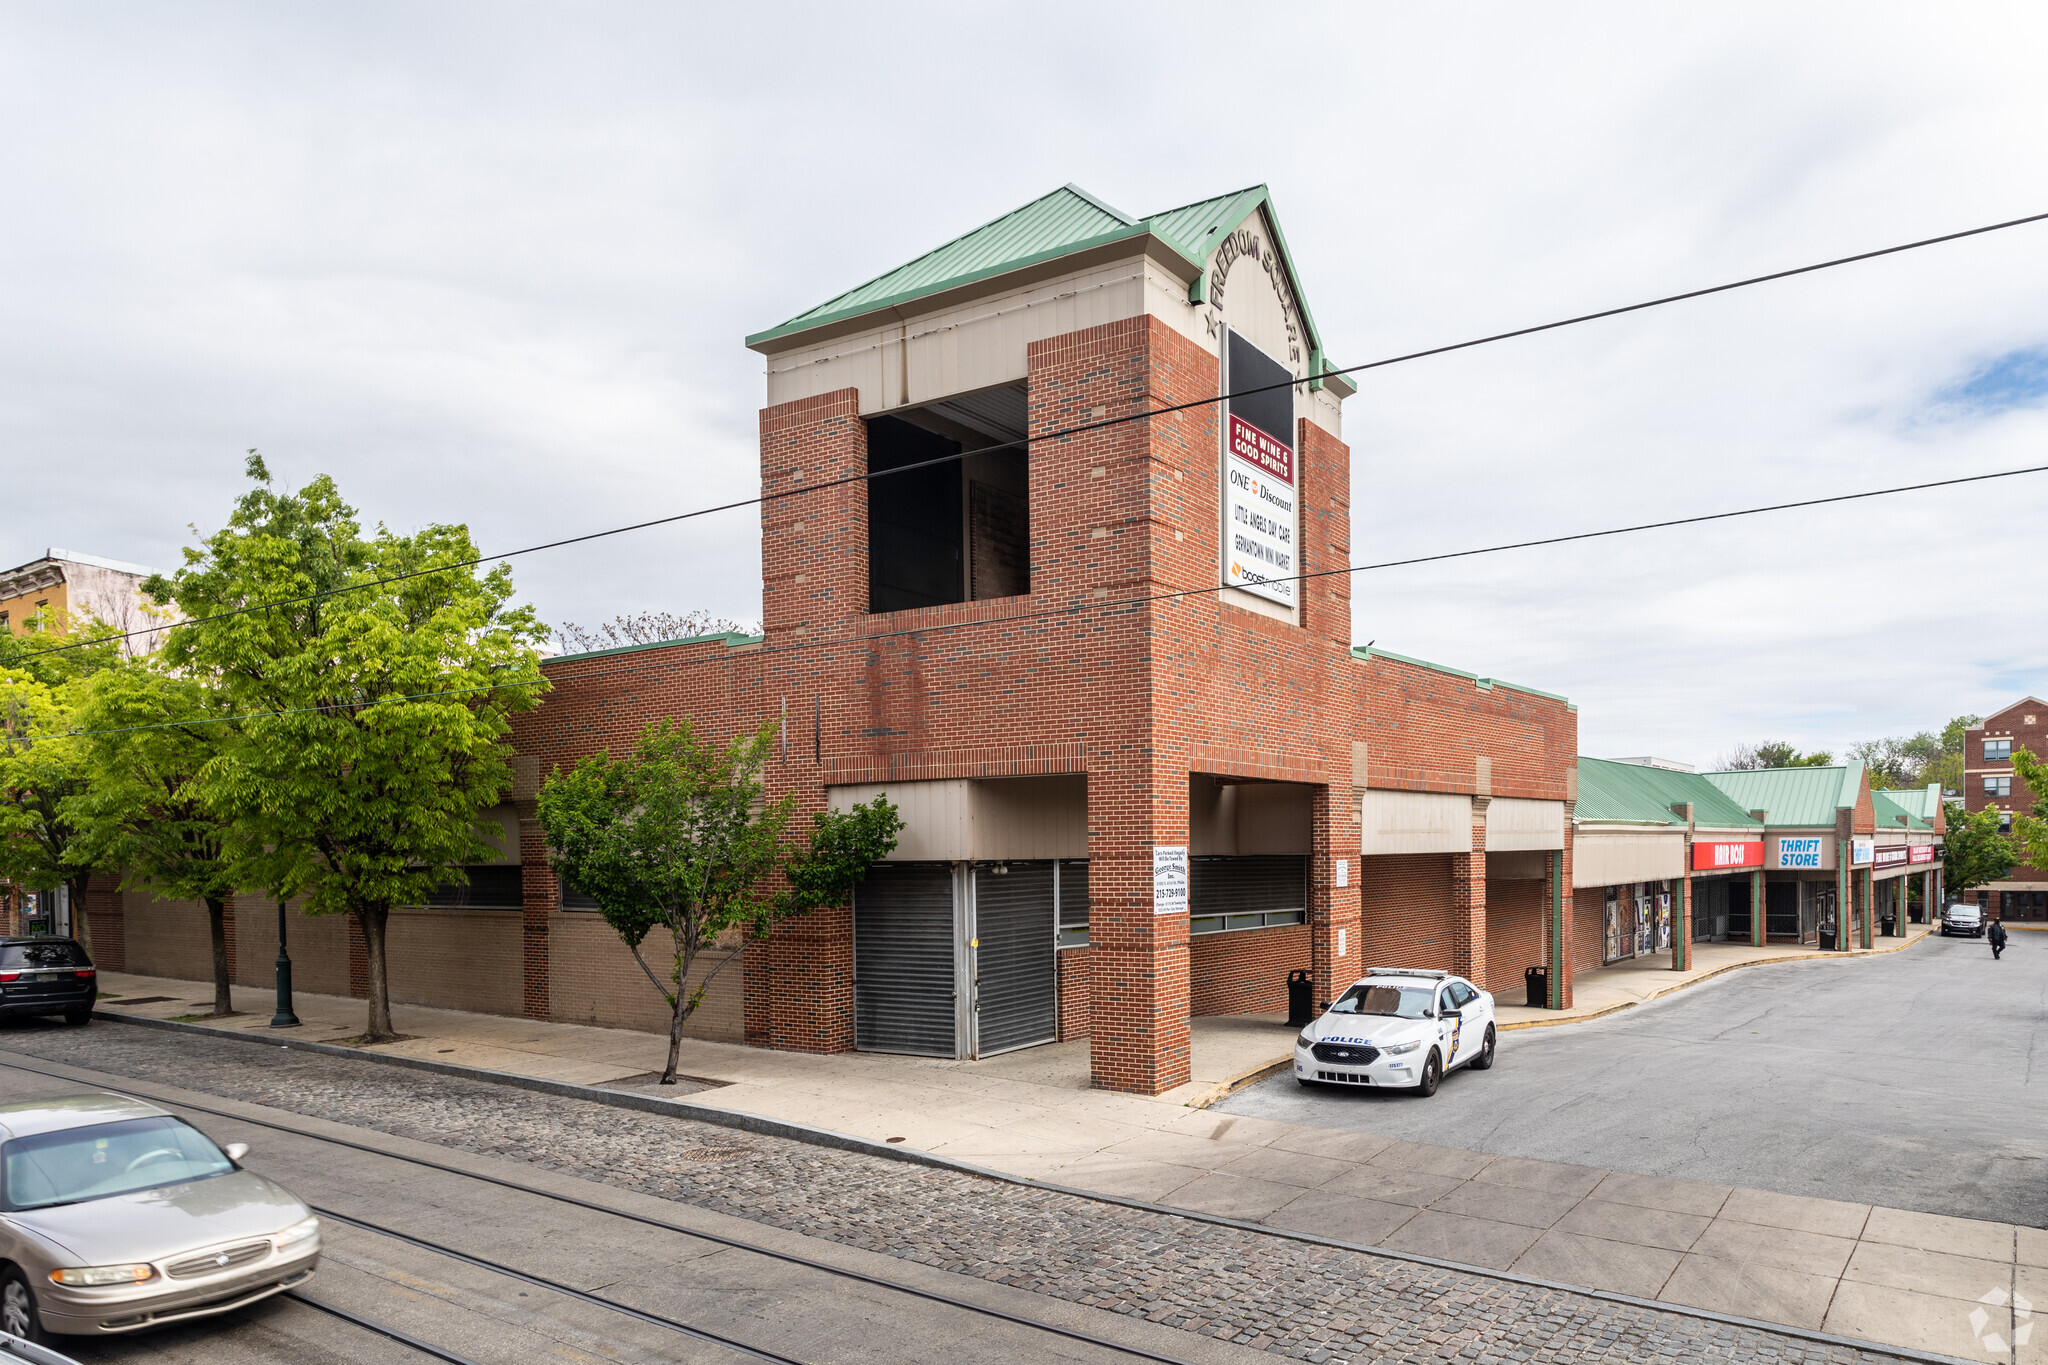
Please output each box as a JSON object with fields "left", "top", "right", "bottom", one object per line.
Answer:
{"left": 86, "top": 874, "right": 125, "bottom": 971}
{"left": 1572, "top": 886, "right": 1607, "bottom": 972}
{"left": 1357, "top": 854, "right": 1455, "bottom": 975}
{"left": 1485, "top": 878, "right": 1545, "bottom": 996}
{"left": 1056, "top": 947, "right": 1091, "bottom": 1040}
{"left": 1969, "top": 703, "right": 2047, "bottom": 882}
{"left": 1190, "top": 923, "right": 1310, "bottom": 1016}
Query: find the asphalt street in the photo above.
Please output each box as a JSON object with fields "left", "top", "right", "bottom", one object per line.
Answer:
{"left": 1219, "top": 929, "right": 2048, "bottom": 1228}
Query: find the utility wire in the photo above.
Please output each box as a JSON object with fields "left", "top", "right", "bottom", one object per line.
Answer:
{"left": 13, "top": 458, "right": 2044, "bottom": 747}
{"left": 16, "top": 205, "right": 2048, "bottom": 665}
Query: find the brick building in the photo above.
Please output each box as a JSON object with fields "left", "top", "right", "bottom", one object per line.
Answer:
{"left": 101, "top": 182, "right": 1586, "bottom": 1094}
{"left": 1964, "top": 698, "right": 2047, "bottom": 920}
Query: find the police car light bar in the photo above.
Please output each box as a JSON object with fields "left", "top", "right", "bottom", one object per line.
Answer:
{"left": 1364, "top": 967, "right": 1448, "bottom": 979}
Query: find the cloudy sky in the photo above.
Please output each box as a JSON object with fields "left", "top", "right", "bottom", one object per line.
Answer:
{"left": 5, "top": 2, "right": 2044, "bottom": 764}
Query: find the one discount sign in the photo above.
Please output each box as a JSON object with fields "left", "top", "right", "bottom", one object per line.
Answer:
{"left": 1224, "top": 412, "right": 1297, "bottom": 605}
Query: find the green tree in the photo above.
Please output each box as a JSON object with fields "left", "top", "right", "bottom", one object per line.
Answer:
{"left": 0, "top": 615, "right": 126, "bottom": 952}
{"left": 68, "top": 664, "right": 248, "bottom": 1016}
{"left": 538, "top": 717, "right": 901, "bottom": 1085}
{"left": 147, "top": 456, "right": 548, "bottom": 1041}
{"left": 1941, "top": 800, "right": 2016, "bottom": 900}
{"left": 1720, "top": 741, "right": 1834, "bottom": 770}
{"left": 2010, "top": 747, "right": 2048, "bottom": 874}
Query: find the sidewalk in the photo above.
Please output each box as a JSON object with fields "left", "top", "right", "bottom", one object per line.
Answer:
{"left": 1496, "top": 920, "right": 1936, "bottom": 1030}
{"left": 86, "top": 922, "right": 2036, "bottom": 1365}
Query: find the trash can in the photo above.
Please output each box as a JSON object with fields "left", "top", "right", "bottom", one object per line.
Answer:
{"left": 1524, "top": 965, "right": 1549, "bottom": 1008}
{"left": 1286, "top": 969, "right": 1314, "bottom": 1027}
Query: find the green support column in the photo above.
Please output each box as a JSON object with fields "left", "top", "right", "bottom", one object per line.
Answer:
{"left": 1750, "top": 868, "right": 1766, "bottom": 946}
{"left": 1546, "top": 850, "right": 1567, "bottom": 1010}
{"left": 1672, "top": 876, "right": 1690, "bottom": 971}
{"left": 1861, "top": 868, "right": 1875, "bottom": 948}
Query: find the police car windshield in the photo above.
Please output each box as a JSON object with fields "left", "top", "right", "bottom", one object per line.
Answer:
{"left": 1328, "top": 983, "right": 1434, "bottom": 1018}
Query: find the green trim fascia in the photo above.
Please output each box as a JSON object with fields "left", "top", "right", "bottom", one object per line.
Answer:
{"left": 1350, "top": 645, "right": 1571, "bottom": 706}
{"left": 546, "top": 631, "right": 764, "bottom": 666}
{"left": 746, "top": 223, "right": 1199, "bottom": 349}
{"left": 1352, "top": 645, "right": 1476, "bottom": 681}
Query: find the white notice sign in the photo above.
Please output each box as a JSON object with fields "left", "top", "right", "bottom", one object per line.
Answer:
{"left": 1152, "top": 846, "right": 1188, "bottom": 916}
{"left": 1335, "top": 858, "right": 1349, "bottom": 888}
{"left": 1220, "top": 329, "right": 1298, "bottom": 607}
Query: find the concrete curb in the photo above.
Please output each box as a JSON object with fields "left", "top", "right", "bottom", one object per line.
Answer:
{"left": 1181, "top": 1056, "right": 1294, "bottom": 1110}
{"left": 1498, "top": 925, "right": 1936, "bottom": 1032}
{"left": 84, "top": 1009, "right": 1975, "bottom": 1365}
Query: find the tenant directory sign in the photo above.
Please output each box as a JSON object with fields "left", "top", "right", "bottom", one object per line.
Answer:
{"left": 1221, "top": 328, "right": 1298, "bottom": 607}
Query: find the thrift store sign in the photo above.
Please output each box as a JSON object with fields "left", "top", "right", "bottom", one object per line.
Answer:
{"left": 1774, "top": 836, "right": 1827, "bottom": 870}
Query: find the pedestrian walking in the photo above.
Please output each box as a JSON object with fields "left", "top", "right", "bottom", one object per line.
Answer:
{"left": 1989, "top": 919, "right": 2008, "bottom": 960}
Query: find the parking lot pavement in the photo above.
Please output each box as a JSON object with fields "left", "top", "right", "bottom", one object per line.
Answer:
{"left": 0, "top": 1023, "right": 1930, "bottom": 1365}
{"left": 1218, "top": 929, "right": 2048, "bottom": 1228}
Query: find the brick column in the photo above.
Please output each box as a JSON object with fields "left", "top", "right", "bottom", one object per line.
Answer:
{"left": 1750, "top": 868, "right": 1766, "bottom": 946}
{"left": 1450, "top": 797, "right": 1488, "bottom": 986}
{"left": 518, "top": 804, "right": 554, "bottom": 1020}
{"left": 1088, "top": 753, "right": 1191, "bottom": 1095}
{"left": 1311, "top": 785, "right": 1362, "bottom": 1010}
{"left": 1672, "top": 874, "right": 1692, "bottom": 971}
{"left": 347, "top": 915, "right": 369, "bottom": 998}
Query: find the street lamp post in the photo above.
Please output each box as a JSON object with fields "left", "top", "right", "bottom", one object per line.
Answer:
{"left": 270, "top": 898, "right": 300, "bottom": 1028}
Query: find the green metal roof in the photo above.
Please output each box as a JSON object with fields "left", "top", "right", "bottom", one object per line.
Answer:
{"left": 1702, "top": 765, "right": 1865, "bottom": 828}
{"left": 545, "top": 631, "right": 764, "bottom": 666}
{"left": 1870, "top": 789, "right": 1932, "bottom": 832}
{"left": 747, "top": 182, "right": 1329, "bottom": 360}
{"left": 1872, "top": 784, "right": 1941, "bottom": 823}
{"left": 1575, "top": 758, "right": 1764, "bottom": 829}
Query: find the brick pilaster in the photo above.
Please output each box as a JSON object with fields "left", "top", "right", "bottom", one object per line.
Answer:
{"left": 1451, "top": 798, "right": 1488, "bottom": 986}
{"left": 1311, "top": 784, "right": 1362, "bottom": 1009}
{"left": 518, "top": 805, "right": 553, "bottom": 1020}
{"left": 347, "top": 915, "right": 368, "bottom": 998}
{"left": 1087, "top": 750, "right": 1192, "bottom": 1095}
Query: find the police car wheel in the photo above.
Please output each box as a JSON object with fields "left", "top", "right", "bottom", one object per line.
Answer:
{"left": 1466, "top": 1024, "right": 1497, "bottom": 1071}
{"left": 1414, "top": 1049, "right": 1442, "bottom": 1097}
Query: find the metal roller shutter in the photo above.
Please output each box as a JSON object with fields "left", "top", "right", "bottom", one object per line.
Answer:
{"left": 1191, "top": 855, "right": 1308, "bottom": 915}
{"left": 974, "top": 862, "right": 1056, "bottom": 1055}
{"left": 855, "top": 863, "right": 957, "bottom": 1057}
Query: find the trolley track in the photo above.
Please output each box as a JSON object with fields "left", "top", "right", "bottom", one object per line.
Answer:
{"left": 0, "top": 1054, "right": 1204, "bottom": 1365}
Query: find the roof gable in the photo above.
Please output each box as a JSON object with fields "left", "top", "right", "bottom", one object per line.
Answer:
{"left": 1575, "top": 757, "right": 1763, "bottom": 829}
{"left": 1981, "top": 697, "right": 2048, "bottom": 726}
{"left": 747, "top": 181, "right": 1327, "bottom": 361}
{"left": 1869, "top": 789, "right": 1932, "bottom": 832}
{"left": 1702, "top": 764, "right": 1866, "bottom": 828}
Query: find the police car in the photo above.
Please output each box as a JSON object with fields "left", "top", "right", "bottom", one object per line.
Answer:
{"left": 1293, "top": 968, "right": 1496, "bottom": 1097}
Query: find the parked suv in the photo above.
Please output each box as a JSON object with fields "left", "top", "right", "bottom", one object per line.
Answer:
{"left": 0, "top": 939, "right": 96, "bottom": 1026}
{"left": 1941, "top": 903, "right": 1985, "bottom": 938}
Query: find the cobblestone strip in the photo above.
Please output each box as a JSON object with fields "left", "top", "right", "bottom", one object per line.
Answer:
{"left": 0, "top": 1025, "right": 1910, "bottom": 1365}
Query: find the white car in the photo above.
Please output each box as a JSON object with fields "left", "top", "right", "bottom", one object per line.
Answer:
{"left": 1293, "top": 968, "right": 1496, "bottom": 1097}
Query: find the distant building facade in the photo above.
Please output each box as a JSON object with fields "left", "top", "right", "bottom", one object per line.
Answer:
{"left": 1964, "top": 699, "right": 2047, "bottom": 920}
{"left": 0, "top": 548, "right": 171, "bottom": 653}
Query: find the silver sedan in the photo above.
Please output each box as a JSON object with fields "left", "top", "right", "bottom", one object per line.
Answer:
{"left": 0, "top": 1094, "right": 320, "bottom": 1342}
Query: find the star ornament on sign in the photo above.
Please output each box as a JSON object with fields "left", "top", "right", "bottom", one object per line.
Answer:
{"left": 1970, "top": 1286, "right": 2032, "bottom": 1353}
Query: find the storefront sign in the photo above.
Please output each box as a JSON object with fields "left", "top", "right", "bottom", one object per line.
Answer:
{"left": 1873, "top": 845, "right": 1910, "bottom": 868}
{"left": 1908, "top": 844, "right": 1935, "bottom": 864}
{"left": 1221, "top": 328, "right": 1298, "bottom": 607}
{"left": 1152, "top": 846, "right": 1188, "bottom": 916}
{"left": 1691, "top": 840, "right": 1764, "bottom": 871}
{"left": 1851, "top": 838, "right": 1874, "bottom": 867}
{"left": 1773, "top": 835, "right": 1828, "bottom": 870}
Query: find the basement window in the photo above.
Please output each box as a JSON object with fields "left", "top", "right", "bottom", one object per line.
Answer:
{"left": 425, "top": 865, "right": 523, "bottom": 910}
{"left": 867, "top": 381, "right": 1029, "bottom": 613}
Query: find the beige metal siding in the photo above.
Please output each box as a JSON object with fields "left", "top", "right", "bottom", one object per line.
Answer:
{"left": 1486, "top": 798, "right": 1566, "bottom": 851}
{"left": 1360, "top": 790, "right": 1472, "bottom": 855}
{"left": 1573, "top": 828, "right": 1686, "bottom": 886}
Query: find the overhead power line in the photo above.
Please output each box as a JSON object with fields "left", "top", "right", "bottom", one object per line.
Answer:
{"left": 14, "top": 458, "right": 2045, "bottom": 747}
{"left": 15, "top": 204, "right": 2048, "bottom": 664}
